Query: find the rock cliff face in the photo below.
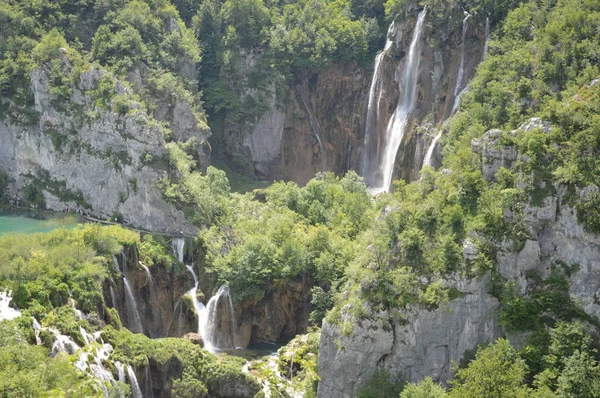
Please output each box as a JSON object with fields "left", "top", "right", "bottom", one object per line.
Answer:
{"left": 220, "top": 63, "right": 368, "bottom": 185}
{"left": 233, "top": 279, "right": 310, "bottom": 347}
{"left": 217, "top": 10, "right": 488, "bottom": 185}
{"left": 105, "top": 240, "right": 310, "bottom": 345}
{"left": 0, "top": 59, "right": 202, "bottom": 235}
{"left": 316, "top": 119, "right": 600, "bottom": 397}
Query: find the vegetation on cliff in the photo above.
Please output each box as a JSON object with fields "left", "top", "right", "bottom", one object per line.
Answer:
{"left": 0, "top": 0, "right": 599, "bottom": 396}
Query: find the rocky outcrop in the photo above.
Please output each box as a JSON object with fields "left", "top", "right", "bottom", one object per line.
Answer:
{"left": 317, "top": 274, "right": 501, "bottom": 398}
{"left": 0, "top": 59, "right": 198, "bottom": 235}
{"left": 220, "top": 63, "right": 368, "bottom": 185}
{"left": 233, "top": 279, "right": 310, "bottom": 347}
{"left": 317, "top": 119, "right": 600, "bottom": 397}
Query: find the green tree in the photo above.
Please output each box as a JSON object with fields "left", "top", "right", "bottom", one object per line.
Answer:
{"left": 449, "top": 339, "right": 530, "bottom": 398}
{"left": 400, "top": 377, "right": 448, "bottom": 398}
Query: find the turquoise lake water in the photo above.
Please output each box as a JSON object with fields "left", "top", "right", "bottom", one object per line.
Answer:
{"left": 0, "top": 210, "right": 81, "bottom": 236}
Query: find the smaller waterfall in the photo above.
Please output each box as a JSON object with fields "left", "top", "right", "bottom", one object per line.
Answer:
{"left": 32, "top": 318, "right": 42, "bottom": 345}
{"left": 121, "top": 251, "right": 127, "bottom": 271}
{"left": 69, "top": 297, "right": 83, "bottom": 320}
{"left": 482, "top": 17, "right": 490, "bottom": 61}
{"left": 422, "top": 131, "right": 443, "bottom": 168}
{"left": 296, "top": 87, "right": 326, "bottom": 171}
{"left": 143, "top": 366, "right": 154, "bottom": 398}
{"left": 123, "top": 278, "right": 144, "bottom": 334}
{"left": 202, "top": 284, "right": 237, "bottom": 351}
{"left": 110, "top": 285, "right": 119, "bottom": 310}
{"left": 140, "top": 262, "right": 159, "bottom": 312}
{"left": 422, "top": 12, "right": 472, "bottom": 171}
{"left": 115, "top": 362, "right": 126, "bottom": 384}
{"left": 172, "top": 238, "right": 185, "bottom": 263}
{"left": 451, "top": 12, "right": 472, "bottom": 115}
{"left": 185, "top": 265, "right": 206, "bottom": 337}
{"left": 112, "top": 255, "right": 121, "bottom": 272}
{"left": 0, "top": 291, "right": 21, "bottom": 321}
{"left": 51, "top": 330, "right": 81, "bottom": 356}
{"left": 127, "top": 365, "right": 143, "bottom": 398}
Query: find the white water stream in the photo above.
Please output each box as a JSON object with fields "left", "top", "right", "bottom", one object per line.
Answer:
{"left": 361, "top": 9, "right": 427, "bottom": 193}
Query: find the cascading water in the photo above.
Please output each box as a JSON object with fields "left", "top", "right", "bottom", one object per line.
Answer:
{"left": 361, "top": 9, "right": 427, "bottom": 194}
{"left": 422, "top": 131, "right": 443, "bottom": 168}
{"left": 112, "top": 255, "right": 121, "bottom": 272}
{"left": 185, "top": 264, "right": 206, "bottom": 337}
{"left": 143, "top": 366, "right": 154, "bottom": 398}
{"left": 172, "top": 238, "right": 185, "bottom": 263}
{"left": 202, "top": 284, "right": 237, "bottom": 351}
{"left": 123, "top": 278, "right": 144, "bottom": 334}
{"left": 140, "top": 261, "right": 160, "bottom": 333}
{"left": 0, "top": 291, "right": 21, "bottom": 321}
{"left": 32, "top": 318, "right": 42, "bottom": 345}
{"left": 51, "top": 330, "right": 81, "bottom": 356}
{"left": 422, "top": 11, "right": 472, "bottom": 170}
{"left": 70, "top": 297, "right": 84, "bottom": 320}
{"left": 110, "top": 285, "right": 119, "bottom": 311}
{"left": 361, "top": 21, "right": 396, "bottom": 184}
{"left": 115, "top": 361, "right": 126, "bottom": 384}
{"left": 451, "top": 12, "right": 472, "bottom": 115}
{"left": 127, "top": 365, "right": 143, "bottom": 398}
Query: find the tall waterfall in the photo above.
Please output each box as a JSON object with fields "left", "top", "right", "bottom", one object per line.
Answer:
{"left": 361, "top": 9, "right": 427, "bottom": 194}
{"left": 450, "top": 12, "right": 472, "bottom": 115}
{"left": 361, "top": 21, "right": 397, "bottom": 185}
{"left": 123, "top": 278, "right": 144, "bottom": 334}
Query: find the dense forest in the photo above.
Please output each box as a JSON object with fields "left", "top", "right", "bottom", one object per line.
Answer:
{"left": 1, "top": 0, "right": 600, "bottom": 396}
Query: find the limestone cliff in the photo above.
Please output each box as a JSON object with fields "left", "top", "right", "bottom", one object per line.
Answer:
{"left": 0, "top": 57, "right": 201, "bottom": 235}
{"left": 316, "top": 119, "right": 600, "bottom": 397}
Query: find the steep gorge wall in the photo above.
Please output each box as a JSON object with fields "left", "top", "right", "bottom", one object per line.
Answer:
{"left": 0, "top": 58, "right": 201, "bottom": 235}
{"left": 217, "top": 10, "right": 488, "bottom": 185}
{"left": 316, "top": 121, "right": 600, "bottom": 397}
